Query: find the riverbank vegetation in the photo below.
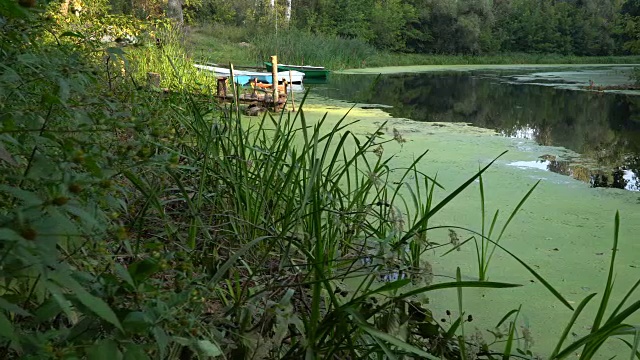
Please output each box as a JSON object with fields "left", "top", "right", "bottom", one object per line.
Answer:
{"left": 1, "top": 0, "right": 640, "bottom": 359}
{"left": 179, "top": 0, "right": 640, "bottom": 69}
{"left": 186, "top": 23, "right": 640, "bottom": 70}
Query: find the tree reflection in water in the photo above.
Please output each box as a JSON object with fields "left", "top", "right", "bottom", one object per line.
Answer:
{"left": 314, "top": 71, "right": 640, "bottom": 191}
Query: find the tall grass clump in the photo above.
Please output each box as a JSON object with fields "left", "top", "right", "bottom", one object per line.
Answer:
{"left": 126, "top": 21, "right": 218, "bottom": 92}
{"left": 184, "top": 24, "right": 260, "bottom": 66}
{"left": 251, "top": 29, "right": 378, "bottom": 69}
{"left": 472, "top": 174, "right": 539, "bottom": 281}
{"left": 176, "top": 95, "right": 535, "bottom": 359}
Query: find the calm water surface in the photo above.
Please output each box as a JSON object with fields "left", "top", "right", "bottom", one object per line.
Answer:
{"left": 312, "top": 69, "right": 640, "bottom": 191}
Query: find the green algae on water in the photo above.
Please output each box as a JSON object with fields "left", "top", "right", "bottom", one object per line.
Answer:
{"left": 288, "top": 95, "right": 640, "bottom": 359}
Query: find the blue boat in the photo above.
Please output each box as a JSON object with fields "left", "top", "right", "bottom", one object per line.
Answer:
{"left": 194, "top": 64, "right": 305, "bottom": 84}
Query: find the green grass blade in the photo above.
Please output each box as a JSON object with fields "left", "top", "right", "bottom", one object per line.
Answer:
{"left": 496, "top": 309, "right": 519, "bottom": 328}
{"left": 502, "top": 305, "right": 521, "bottom": 360}
{"left": 620, "top": 336, "right": 640, "bottom": 360}
{"left": 479, "top": 172, "right": 487, "bottom": 279}
{"left": 207, "top": 236, "right": 270, "bottom": 286}
{"left": 550, "top": 293, "right": 598, "bottom": 359}
{"left": 592, "top": 211, "right": 620, "bottom": 333}
{"left": 555, "top": 324, "right": 634, "bottom": 359}
{"left": 429, "top": 225, "right": 574, "bottom": 310}
{"left": 456, "top": 267, "right": 468, "bottom": 360}
{"left": 609, "top": 278, "right": 640, "bottom": 322}
{"left": 445, "top": 317, "right": 463, "bottom": 339}
{"left": 399, "top": 151, "right": 508, "bottom": 245}
{"left": 371, "top": 335, "right": 399, "bottom": 360}
{"left": 631, "top": 328, "right": 640, "bottom": 360}
{"left": 556, "top": 298, "right": 640, "bottom": 359}
{"left": 485, "top": 180, "right": 540, "bottom": 274}
{"left": 368, "top": 281, "right": 521, "bottom": 317}
{"left": 357, "top": 322, "right": 439, "bottom": 360}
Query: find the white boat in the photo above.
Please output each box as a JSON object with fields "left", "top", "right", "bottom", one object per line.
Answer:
{"left": 194, "top": 64, "right": 305, "bottom": 84}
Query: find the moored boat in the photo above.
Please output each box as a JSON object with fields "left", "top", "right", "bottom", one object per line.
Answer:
{"left": 264, "top": 62, "right": 329, "bottom": 79}
{"left": 194, "top": 64, "right": 305, "bottom": 84}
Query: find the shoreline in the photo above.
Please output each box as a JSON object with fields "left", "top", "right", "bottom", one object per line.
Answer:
{"left": 338, "top": 63, "right": 640, "bottom": 75}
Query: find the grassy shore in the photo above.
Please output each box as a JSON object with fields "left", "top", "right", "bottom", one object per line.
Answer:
{"left": 185, "top": 24, "right": 640, "bottom": 70}
{"left": 3, "top": 11, "right": 639, "bottom": 358}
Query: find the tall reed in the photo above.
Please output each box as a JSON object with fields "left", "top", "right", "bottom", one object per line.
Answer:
{"left": 251, "top": 29, "right": 377, "bottom": 69}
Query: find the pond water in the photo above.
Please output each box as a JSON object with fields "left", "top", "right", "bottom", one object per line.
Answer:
{"left": 299, "top": 66, "right": 640, "bottom": 359}
{"left": 313, "top": 67, "right": 640, "bottom": 192}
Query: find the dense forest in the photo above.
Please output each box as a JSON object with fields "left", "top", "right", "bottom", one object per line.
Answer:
{"left": 107, "top": 0, "right": 640, "bottom": 56}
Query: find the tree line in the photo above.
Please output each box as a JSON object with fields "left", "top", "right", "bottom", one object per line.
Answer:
{"left": 296, "top": 0, "right": 640, "bottom": 55}
{"left": 107, "top": 0, "right": 640, "bottom": 56}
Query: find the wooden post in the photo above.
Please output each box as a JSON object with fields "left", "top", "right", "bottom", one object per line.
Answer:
{"left": 217, "top": 78, "right": 227, "bottom": 98}
{"left": 289, "top": 70, "right": 295, "bottom": 112}
{"left": 270, "top": 55, "right": 279, "bottom": 111}
{"left": 251, "top": 77, "right": 258, "bottom": 98}
{"left": 229, "top": 63, "right": 239, "bottom": 114}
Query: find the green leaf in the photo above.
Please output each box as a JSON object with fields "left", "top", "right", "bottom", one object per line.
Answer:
{"left": 114, "top": 263, "right": 135, "bottom": 288}
{"left": 0, "top": 229, "right": 24, "bottom": 242}
{"left": 123, "top": 343, "right": 151, "bottom": 360}
{"left": 0, "top": 0, "right": 29, "bottom": 18}
{"left": 620, "top": 337, "right": 640, "bottom": 360}
{"left": 340, "top": 279, "right": 411, "bottom": 309}
{"left": 50, "top": 272, "right": 123, "bottom": 332}
{"left": 196, "top": 339, "right": 223, "bottom": 357}
{"left": 0, "top": 312, "right": 17, "bottom": 342}
{"left": 0, "top": 297, "right": 31, "bottom": 317}
{"left": 0, "top": 143, "right": 17, "bottom": 166}
{"left": 58, "top": 78, "right": 70, "bottom": 103}
{"left": 431, "top": 224, "right": 574, "bottom": 310}
{"left": 45, "top": 281, "right": 74, "bottom": 321}
{"left": 502, "top": 306, "right": 521, "bottom": 360}
{"left": 153, "top": 327, "right": 169, "bottom": 359}
{"left": 360, "top": 324, "right": 439, "bottom": 360}
{"left": 0, "top": 185, "right": 43, "bottom": 205}
{"left": 127, "top": 258, "right": 161, "bottom": 285}
{"left": 63, "top": 204, "right": 101, "bottom": 230}
{"left": 370, "top": 335, "right": 399, "bottom": 360}
{"left": 87, "top": 339, "right": 122, "bottom": 360}
{"left": 496, "top": 309, "right": 520, "bottom": 328}
{"left": 122, "top": 311, "right": 152, "bottom": 334}
{"left": 34, "top": 297, "right": 63, "bottom": 322}
{"left": 107, "top": 47, "right": 125, "bottom": 56}
{"left": 172, "top": 336, "right": 191, "bottom": 346}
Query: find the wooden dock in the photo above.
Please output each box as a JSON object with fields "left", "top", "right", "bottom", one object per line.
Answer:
{"left": 215, "top": 56, "right": 292, "bottom": 112}
{"left": 216, "top": 77, "right": 288, "bottom": 111}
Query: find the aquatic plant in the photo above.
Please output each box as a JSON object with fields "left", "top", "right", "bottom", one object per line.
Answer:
{"left": 474, "top": 174, "right": 540, "bottom": 282}
{"left": 550, "top": 212, "right": 640, "bottom": 359}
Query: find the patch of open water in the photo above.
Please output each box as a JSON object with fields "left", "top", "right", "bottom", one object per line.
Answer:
{"left": 313, "top": 66, "right": 640, "bottom": 192}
